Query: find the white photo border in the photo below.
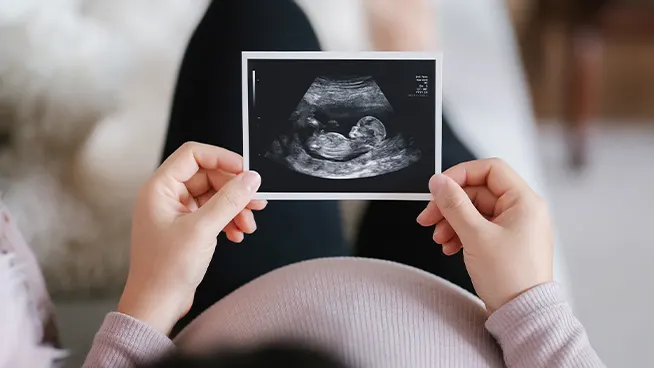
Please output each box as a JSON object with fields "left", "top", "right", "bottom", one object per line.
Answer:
{"left": 242, "top": 51, "right": 443, "bottom": 201}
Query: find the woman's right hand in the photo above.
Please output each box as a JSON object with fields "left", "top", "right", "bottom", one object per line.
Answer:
{"left": 417, "top": 158, "right": 554, "bottom": 313}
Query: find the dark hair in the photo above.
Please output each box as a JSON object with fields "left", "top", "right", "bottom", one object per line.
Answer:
{"left": 142, "top": 341, "right": 350, "bottom": 368}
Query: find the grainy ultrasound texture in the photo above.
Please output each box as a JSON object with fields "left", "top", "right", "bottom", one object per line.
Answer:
{"left": 265, "top": 76, "right": 421, "bottom": 179}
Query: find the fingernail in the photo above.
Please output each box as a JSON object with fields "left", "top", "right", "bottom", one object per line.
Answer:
{"left": 416, "top": 208, "right": 428, "bottom": 224}
{"left": 429, "top": 174, "right": 447, "bottom": 196}
{"left": 242, "top": 171, "right": 261, "bottom": 192}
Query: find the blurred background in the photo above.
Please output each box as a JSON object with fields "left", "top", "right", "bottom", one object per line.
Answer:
{"left": 0, "top": 0, "right": 652, "bottom": 366}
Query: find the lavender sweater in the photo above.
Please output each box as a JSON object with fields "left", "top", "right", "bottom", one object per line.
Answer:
{"left": 83, "top": 258, "right": 605, "bottom": 368}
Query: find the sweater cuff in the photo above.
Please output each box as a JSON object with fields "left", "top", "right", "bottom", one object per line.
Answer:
{"left": 485, "top": 282, "right": 567, "bottom": 339}
{"left": 94, "top": 312, "right": 175, "bottom": 363}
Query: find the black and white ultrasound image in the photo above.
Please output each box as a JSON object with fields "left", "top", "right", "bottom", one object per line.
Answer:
{"left": 247, "top": 58, "right": 437, "bottom": 194}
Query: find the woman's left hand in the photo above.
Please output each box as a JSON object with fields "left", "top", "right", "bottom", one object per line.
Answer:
{"left": 117, "top": 142, "right": 267, "bottom": 334}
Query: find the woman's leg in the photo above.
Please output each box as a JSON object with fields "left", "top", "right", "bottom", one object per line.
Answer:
{"left": 164, "top": 0, "right": 348, "bottom": 334}
{"left": 355, "top": 116, "right": 477, "bottom": 295}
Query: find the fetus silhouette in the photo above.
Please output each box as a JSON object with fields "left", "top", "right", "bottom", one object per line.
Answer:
{"left": 306, "top": 116, "right": 386, "bottom": 161}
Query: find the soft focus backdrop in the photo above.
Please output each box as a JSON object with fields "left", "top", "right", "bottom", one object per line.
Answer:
{"left": 0, "top": 0, "right": 652, "bottom": 367}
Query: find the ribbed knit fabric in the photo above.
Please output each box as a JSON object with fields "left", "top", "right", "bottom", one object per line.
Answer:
{"left": 486, "top": 282, "right": 606, "bottom": 368}
{"left": 84, "top": 258, "right": 605, "bottom": 368}
{"left": 83, "top": 313, "right": 174, "bottom": 368}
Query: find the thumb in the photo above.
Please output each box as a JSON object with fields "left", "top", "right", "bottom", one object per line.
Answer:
{"left": 191, "top": 171, "right": 262, "bottom": 235}
{"left": 429, "top": 174, "right": 487, "bottom": 242}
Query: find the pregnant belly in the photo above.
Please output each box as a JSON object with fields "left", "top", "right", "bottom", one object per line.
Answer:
{"left": 307, "top": 132, "right": 373, "bottom": 161}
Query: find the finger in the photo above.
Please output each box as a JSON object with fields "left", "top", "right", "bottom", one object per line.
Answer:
{"left": 417, "top": 200, "right": 441, "bottom": 227}
{"left": 186, "top": 172, "right": 268, "bottom": 213}
{"left": 197, "top": 195, "right": 266, "bottom": 216}
{"left": 442, "top": 237, "right": 462, "bottom": 256}
{"left": 464, "top": 186, "right": 499, "bottom": 218}
{"left": 185, "top": 170, "right": 211, "bottom": 198}
{"left": 191, "top": 171, "right": 261, "bottom": 235}
{"left": 443, "top": 158, "right": 530, "bottom": 198}
{"left": 196, "top": 189, "right": 266, "bottom": 212}
{"left": 419, "top": 186, "right": 499, "bottom": 227}
{"left": 234, "top": 209, "right": 257, "bottom": 234}
{"left": 227, "top": 232, "right": 245, "bottom": 243}
{"left": 195, "top": 188, "right": 217, "bottom": 208}
{"left": 224, "top": 222, "right": 245, "bottom": 243}
{"left": 433, "top": 220, "right": 456, "bottom": 245}
{"left": 158, "top": 142, "right": 243, "bottom": 184}
{"left": 180, "top": 191, "right": 200, "bottom": 212}
{"left": 185, "top": 169, "right": 234, "bottom": 198}
{"left": 429, "top": 174, "right": 488, "bottom": 242}
{"left": 247, "top": 200, "right": 268, "bottom": 211}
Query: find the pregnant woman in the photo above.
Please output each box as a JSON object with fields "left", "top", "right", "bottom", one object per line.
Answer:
{"left": 76, "top": 1, "right": 602, "bottom": 367}
{"left": 82, "top": 143, "right": 604, "bottom": 368}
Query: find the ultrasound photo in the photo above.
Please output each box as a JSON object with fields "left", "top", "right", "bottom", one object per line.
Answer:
{"left": 242, "top": 52, "right": 442, "bottom": 200}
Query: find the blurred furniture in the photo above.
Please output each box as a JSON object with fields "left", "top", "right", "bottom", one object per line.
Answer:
{"left": 524, "top": 0, "right": 654, "bottom": 168}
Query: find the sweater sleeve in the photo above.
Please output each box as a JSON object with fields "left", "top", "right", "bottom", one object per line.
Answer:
{"left": 83, "top": 312, "right": 175, "bottom": 368}
{"left": 485, "top": 282, "right": 605, "bottom": 368}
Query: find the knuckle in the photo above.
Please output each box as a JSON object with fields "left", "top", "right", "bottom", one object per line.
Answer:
{"left": 513, "top": 192, "right": 548, "bottom": 218}
{"left": 180, "top": 141, "right": 199, "bottom": 153}
{"left": 503, "top": 188, "right": 522, "bottom": 205}
{"left": 487, "top": 157, "right": 506, "bottom": 168}
{"left": 222, "top": 191, "right": 241, "bottom": 209}
{"left": 442, "top": 192, "right": 465, "bottom": 212}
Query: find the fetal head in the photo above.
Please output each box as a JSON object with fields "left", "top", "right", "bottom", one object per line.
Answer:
{"left": 349, "top": 116, "right": 386, "bottom": 144}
